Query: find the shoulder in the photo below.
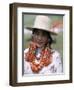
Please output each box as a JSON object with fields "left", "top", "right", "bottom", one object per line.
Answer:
{"left": 24, "top": 48, "right": 29, "bottom": 61}
{"left": 24, "top": 48, "right": 29, "bottom": 53}
{"left": 24, "top": 48, "right": 29, "bottom": 58}
{"left": 51, "top": 49, "right": 61, "bottom": 63}
{"left": 51, "top": 49, "right": 61, "bottom": 58}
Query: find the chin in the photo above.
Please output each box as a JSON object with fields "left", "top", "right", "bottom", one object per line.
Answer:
{"left": 39, "top": 45, "right": 44, "bottom": 48}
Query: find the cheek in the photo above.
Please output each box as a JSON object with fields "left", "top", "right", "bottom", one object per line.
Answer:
{"left": 42, "top": 38, "right": 48, "bottom": 43}
{"left": 32, "top": 36, "right": 37, "bottom": 42}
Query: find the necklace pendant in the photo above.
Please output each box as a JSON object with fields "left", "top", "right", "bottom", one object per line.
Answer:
{"left": 36, "top": 53, "right": 40, "bottom": 60}
{"left": 34, "top": 59, "right": 40, "bottom": 64}
{"left": 36, "top": 57, "right": 40, "bottom": 60}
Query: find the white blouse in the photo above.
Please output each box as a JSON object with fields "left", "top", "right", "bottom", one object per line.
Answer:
{"left": 24, "top": 48, "right": 63, "bottom": 75}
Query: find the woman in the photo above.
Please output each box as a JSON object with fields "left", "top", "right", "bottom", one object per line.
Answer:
{"left": 24, "top": 15, "right": 63, "bottom": 75}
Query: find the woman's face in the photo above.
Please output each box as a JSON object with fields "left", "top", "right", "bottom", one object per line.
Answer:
{"left": 32, "top": 29, "right": 49, "bottom": 48}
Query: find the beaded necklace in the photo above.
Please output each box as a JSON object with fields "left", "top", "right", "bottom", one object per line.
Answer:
{"left": 25, "top": 42, "right": 52, "bottom": 73}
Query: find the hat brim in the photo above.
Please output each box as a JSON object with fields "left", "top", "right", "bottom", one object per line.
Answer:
{"left": 26, "top": 27, "right": 58, "bottom": 35}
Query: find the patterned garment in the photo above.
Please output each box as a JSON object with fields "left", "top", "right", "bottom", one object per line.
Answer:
{"left": 24, "top": 48, "right": 63, "bottom": 75}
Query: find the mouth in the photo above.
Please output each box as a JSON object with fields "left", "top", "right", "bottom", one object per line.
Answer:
{"left": 36, "top": 41, "right": 44, "bottom": 47}
{"left": 37, "top": 41, "right": 43, "bottom": 44}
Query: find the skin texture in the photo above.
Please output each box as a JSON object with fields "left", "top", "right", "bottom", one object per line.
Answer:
{"left": 32, "top": 29, "right": 49, "bottom": 48}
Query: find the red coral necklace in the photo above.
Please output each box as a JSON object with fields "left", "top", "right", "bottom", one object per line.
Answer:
{"left": 25, "top": 42, "right": 52, "bottom": 73}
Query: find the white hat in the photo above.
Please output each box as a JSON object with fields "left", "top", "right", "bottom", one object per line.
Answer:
{"left": 26, "top": 15, "right": 58, "bottom": 35}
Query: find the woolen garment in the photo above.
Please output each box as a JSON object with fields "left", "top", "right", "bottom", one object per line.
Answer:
{"left": 23, "top": 48, "right": 63, "bottom": 75}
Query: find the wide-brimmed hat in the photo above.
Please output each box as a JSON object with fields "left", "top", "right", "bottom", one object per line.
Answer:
{"left": 26, "top": 15, "right": 58, "bottom": 35}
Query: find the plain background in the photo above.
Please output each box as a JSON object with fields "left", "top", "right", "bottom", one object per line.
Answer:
{"left": 0, "top": 0, "right": 74, "bottom": 89}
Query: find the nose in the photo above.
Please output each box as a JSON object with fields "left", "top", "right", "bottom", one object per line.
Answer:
{"left": 37, "top": 35, "right": 42, "bottom": 41}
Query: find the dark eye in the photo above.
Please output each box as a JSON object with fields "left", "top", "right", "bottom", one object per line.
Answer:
{"left": 34, "top": 31, "right": 40, "bottom": 35}
{"left": 36, "top": 32, "right": 39, "bottom": 35}
{"left": 42, "top": 33, "right": 47, "bottom": 37}
{"left": 33, "top": 32, "right": 38, "bottom": 36}
{"left": 43, "top": 33, "right": 47, "bottom": 36}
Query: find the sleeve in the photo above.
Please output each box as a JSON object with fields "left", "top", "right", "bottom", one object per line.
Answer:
{"left": 53, "top": 51, "right": 63, "bottom": 73}
{"left": 24, "top": 48, "right": 31, "bottom": 74}
{"left": 24, "top": 48, "right": 33, "bottom": 74}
